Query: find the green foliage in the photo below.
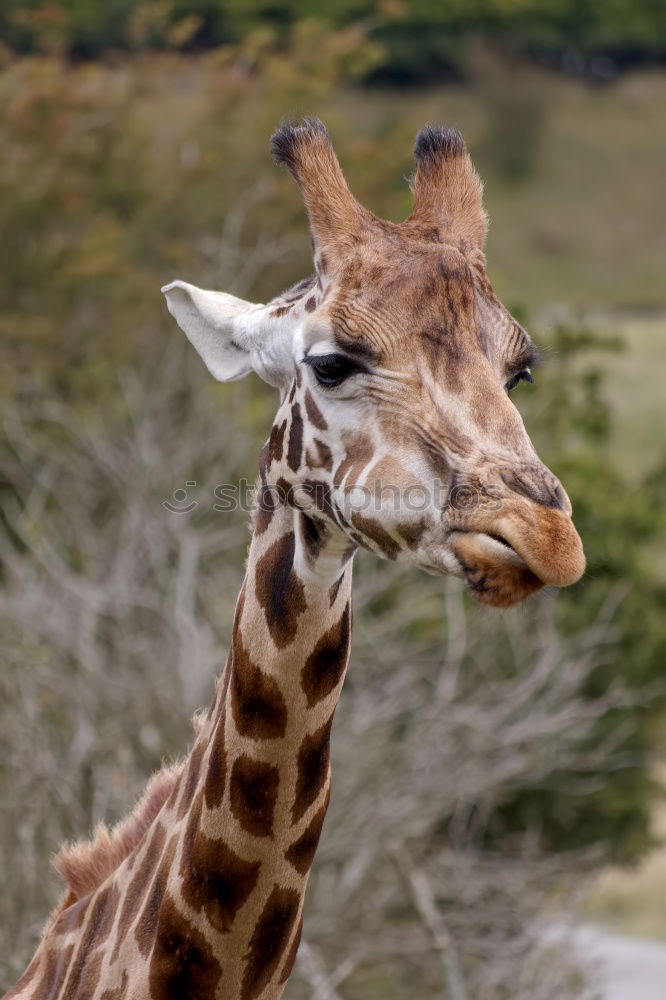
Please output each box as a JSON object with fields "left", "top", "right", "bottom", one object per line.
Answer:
{"left": 495, "top": 323, "right": 666, "bottom": 863}
{"left": 2, "top": 0, "right": 666, "bottom": 79}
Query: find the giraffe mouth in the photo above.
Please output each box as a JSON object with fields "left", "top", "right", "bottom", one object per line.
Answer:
{"left": 449, "top": 531, "right": 544, "bottom": 608}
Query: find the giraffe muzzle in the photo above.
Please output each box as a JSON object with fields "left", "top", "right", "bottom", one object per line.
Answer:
{"left": 449, "top": 505, "right": 585, "bottom": 608}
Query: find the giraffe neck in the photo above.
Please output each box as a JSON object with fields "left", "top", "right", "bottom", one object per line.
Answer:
{"left": 5, "top": 503, "right": 354, "bottom": 1000}
{"left": 6, "top": 274, "right": 350, "bottom": 1000}
{"left": 146, "top": 501, "right": 354, "bottom": 999}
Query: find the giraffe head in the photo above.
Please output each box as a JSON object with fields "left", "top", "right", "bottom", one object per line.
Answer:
{"left": 164, "top": 119, "right": 585, "bottom": 607}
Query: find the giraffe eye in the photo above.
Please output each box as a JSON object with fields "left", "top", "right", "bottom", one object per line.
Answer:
{"left": 505, "top": 367, "right": 535, "bottom": 394}
{"left": 304, "top": 353, "right": 365, "bottom": 388}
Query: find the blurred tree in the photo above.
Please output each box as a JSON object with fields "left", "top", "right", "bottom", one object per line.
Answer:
{"left": 498, "top": 322, "right": 666, "bottom": 863}
{"left": 1, "top": 35, "right": 665, "bottom": 993}
{"left": 2, "top": 0, "right": 666, "bottom": 78}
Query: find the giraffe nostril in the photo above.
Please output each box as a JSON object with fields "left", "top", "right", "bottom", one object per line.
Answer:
{"left": 553, "top": 482, "right": 572, "bottom": 515}
{"left": 500, "top": 468, "right": 567, "bottom": 511}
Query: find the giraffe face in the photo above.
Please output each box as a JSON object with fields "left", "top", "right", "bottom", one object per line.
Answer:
{"left": 164, "top": 120, "right": 585, "bottom": 607}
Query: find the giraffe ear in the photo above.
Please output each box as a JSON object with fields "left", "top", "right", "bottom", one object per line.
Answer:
{"left": 162, "top": 280, "right": 293, "bottom": 387}
{"left": 162, "top": 281, "right": 256, "bottom": 381}
{"left": 271, "top": 118, "right": 366, "bottom": 260}
{"left": 409, "top": 126, "right": 488, "bottom": 250}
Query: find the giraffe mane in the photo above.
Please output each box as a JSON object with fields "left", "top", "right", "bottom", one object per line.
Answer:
{"left": 52, "top": 761, "right": 182, "bottom": 899}
{"left": 53, "top": 711, "right": 206, "bottom": 899}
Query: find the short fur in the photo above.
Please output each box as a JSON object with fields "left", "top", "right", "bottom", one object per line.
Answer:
{"left": 270, "top": 117, "right": 368, "bottom": 254}
{"left": 409, "top": 125, "right": 488, "bottom": 250}
{"left": 270, "top": 118, "right": 329, "bottom": 173}
{"left": 413, "top": 125, "right": 466, "bottom": 162}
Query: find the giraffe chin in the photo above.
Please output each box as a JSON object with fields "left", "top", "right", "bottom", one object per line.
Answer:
{"left": 450, "top": 531, "right": 544, "bottom": 608}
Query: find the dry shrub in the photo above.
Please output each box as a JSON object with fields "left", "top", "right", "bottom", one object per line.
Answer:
{"left": 0, "top": 347, "right": 627, "bottom": 998}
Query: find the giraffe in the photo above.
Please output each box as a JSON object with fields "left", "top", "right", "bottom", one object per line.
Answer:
{"left": 6, "top": 119, "right": 585, "bottom": 1000}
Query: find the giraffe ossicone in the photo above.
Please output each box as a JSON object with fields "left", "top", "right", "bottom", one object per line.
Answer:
{"left": 7, "top": 119, "right": 585, "bottom": 1000}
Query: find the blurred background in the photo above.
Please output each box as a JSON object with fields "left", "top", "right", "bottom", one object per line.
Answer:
{"left": 1, "top": 2, "right": 665, "bottom": 996}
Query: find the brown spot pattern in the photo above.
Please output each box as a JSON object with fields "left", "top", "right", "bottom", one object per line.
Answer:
{"left": 231, "top": 632, "right": 288, "bottom": 740}
{"left": 305, "top": 443, "right": 333, "bottom": 474}
{"left": 301, "top": 603, "right": 351, "bottom": 706}
{"left": 291, "top": 719, "right": 332, "bottom": 825}
{"left": 275, "top": 476, "right": 293, "bottom": 503}
{"left": 313, "top": 438, "right": 333, "bottom": 471}
{"left": 303, "top": 389, "right": 327, "bottom": 430}
{"left": 135, "top": 835, "right": 177, "bottom": 957}
{"left": 203, "top": 716, "right": 228, "bottom": 811}
{"left": 149, "top": 894, "right": 222, "bottom": 1000}
{"left": 253, "top": 503, "right": 273, "bottom": 535}
{"left": 270, "top": 305, "right": 292, "bottom": 318}
{"left": 177, "top": 741, "right": 204, "bottom": 821}
{"left": 350, "top": 512, "right": 400, "bottom": 559}
{"left": 110, "top": 823, "right": 166, "bottom": 963}
{"left": 396, "top": 518, "right": 428, "bottom": 549}
{"left": 299, "top": 512, "right": 329, "bottom": 561}
{"left": 299, "top": 479, "right": 337, "bottom": 522}
{"left": 70, "top": 950, "right": 103, "bottom": 1000}
{"left": 230, "top": 755, "right": 280, "bottom": 838}
{"left": 54, "top": 894, "right": 92, "bottom": 936}
{"left": 328, "top": 575, "right": 343, "bottom": 606}
{"left": 278, "top": 914, "right": 303, "bottom": 984}
{"left": 87, "top": 883, "right": 118, "bottom": 942}
{"left": 333, "top": 433, "right": 373, "bottom": 488}
{"left": 30, "top": 944, "right": 74, "bottom": 1000}
{"left": 268, "top": 418, "right": 287, "bottom": 464}
{"left": 255, "top": 532, "right": 307, "bottom": 648}
{"left": 63, "top": 885, "right": 119, "bottom": 997}
{"left": 287, "top": 402, "right": 304, "bottom": 472}
{"left": 240, "top": 885, "right": 301, "bottom": 1000}
{"left": 180, "top": 822, "right": 260, "bottom": 935}
{"left": 285, "top": 797, "right": 329, "bottom": 875}
{"left": 350, "top": 530, "right": 370, "bottom": 550}
{"left": 254, "top": 484, "right": 280, "bottom": 535}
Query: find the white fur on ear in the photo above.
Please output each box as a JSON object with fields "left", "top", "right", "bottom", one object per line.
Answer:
{"left": 162, "top": 281, "right": 258, "bottom": 382}
{"left": 162, "top": 280, "right": 298, "bottom": 387}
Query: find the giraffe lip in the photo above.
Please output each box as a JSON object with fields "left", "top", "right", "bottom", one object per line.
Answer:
{"left": 486, "top": 533, "right": 514, "bottom": 551}
{"left": 448, "top": 530, "right": 543, "bottom": 608}
{"left": 418, "top": 533, "right": 526, "bottom": 579}
{"left": 459, "top": 532, "right": 528, "bottom": 568}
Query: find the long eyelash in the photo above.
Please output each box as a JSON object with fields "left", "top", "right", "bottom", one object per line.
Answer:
{"left": 302, "top": 353, "right": 368, "bottom": 378}
{"left": 301, "top": 353, "right": 345, "bottom": 368}
{"left": 519, "top": 344, "right": 541, "bottom": 370}
{"left": 505, "top": 366, "right": 536, "bottom": 393}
